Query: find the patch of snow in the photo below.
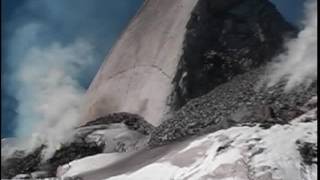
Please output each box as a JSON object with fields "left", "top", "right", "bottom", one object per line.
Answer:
{"left": 76, "top": 123, "right": 149, "bottom": 153}
{"left": 59, "top": 152, "right": 136, "bottom": 178}
{"left": 59, "top": 109, "right": 317, "bottom": 180}
{"left": 109, "top": 110, "right": 317, "bottom": 180}
{"left": 107, "top": 163, "right": 181, "bottom": 180}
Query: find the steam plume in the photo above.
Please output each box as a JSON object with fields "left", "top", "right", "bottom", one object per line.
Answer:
{"left": 2, "top": 0, "right": 142, "bottom": 157}
{"left": 266, "top": 0, "right": 317, "bottom": 91}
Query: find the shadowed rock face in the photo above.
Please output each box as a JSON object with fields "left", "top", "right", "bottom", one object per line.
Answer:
{"left": 1, "top": 146, "right": 45, "bottom": 179}
{"left": 1, "top": 1, "right": 316, "bottom": 179}
{"left": 170, "top": 0, "right": 296, "bottom": 109}
{"left": 149, "top": 66, "right": 317, "bottom": 147}
{"left": 82, "top": 0, "right": 296, "bottom": 126}
{"left": 296, "top": 141, "right": 317, "bottom": 165}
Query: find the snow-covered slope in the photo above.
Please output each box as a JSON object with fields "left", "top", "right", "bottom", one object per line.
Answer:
{"left": 81, "top": 0, "right": 198, "bottom": 126}
{"left": 59, "top": 107, "right": 317, "bottom": 180}
{"left": 2, "top": 1, "right": 315, "bottom": 179}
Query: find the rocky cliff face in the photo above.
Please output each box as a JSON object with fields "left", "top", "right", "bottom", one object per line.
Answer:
{"left": 82, "top": 0, "right": 296, "bottom": 127}
{"left": 1, "top": 0, "right": 317, "bottom": 179}
{"left": 170, "top": 0, "right": 296, "bottom": 109}
{"left": 150, "top": 67, "right": 317, "bottom": 147}
{"left": 81, "top": 0, "right": 199, "bottom": 126}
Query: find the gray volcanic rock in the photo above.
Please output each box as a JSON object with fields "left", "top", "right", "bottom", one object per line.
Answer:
{"left": 82, "top": 0, "right": 297, "bottom": 127}
{"left": 296, "top": 140, "right": 317, "bottom": 165}
{"left": 170, "top": 0, "right": 297, "bottom": 109}
{"left": 297, "top": 141, "right": 318, "bottom": 165}
{"left": 2, "top": 0, "right": 316, "bottom": 179}
{"left": 1, "top": 113, "right": 153, "bottom": 179}
{"left": 1, "top": 140, "right": 104, "bottom": 179}
{"left": 81, "top": 112, "right": 155, "bottom": 135}
{"left": 1, "top": 145, "right": 45, "bottom": 179}
{"left": 149, "top": 66, "right": 317, "bottom": 147}
{"left": 75, "top": 113, "right": 153, "bottom": 153}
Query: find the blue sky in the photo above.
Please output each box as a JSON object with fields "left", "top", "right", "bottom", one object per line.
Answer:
{"left": 1, "top": 0, "right": 144, "bottom": 137}
{"left": 271, "top": 0, "right": 305, "bottom": 27}
{"left": 1, "top": 0, "right": 306, "bottom": 138}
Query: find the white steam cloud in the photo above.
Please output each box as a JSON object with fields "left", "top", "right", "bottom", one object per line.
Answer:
{"left": 266, "top": 0, "right": 317, "bottom": 91}
{"left": 8, "top": 24, "right": 96, "bottom": 158}
{"left": 3, "top": 0, "right": 142, "bottom": 158}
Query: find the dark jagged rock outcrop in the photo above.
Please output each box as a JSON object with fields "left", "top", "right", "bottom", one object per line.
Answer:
{"left": 150, "top": 66, "right": 317, "bottom": 147}
{"left": 1, "top": 0, "right": 315, "bottom": 179}
{"left": 1, "top": 141, "right": 104, "bottom": 179}
{"left": 1, "top": 113, "right": 154, "bottom": 179}
{"left": 81, "top": 112, "right": 155, "bottom": 135}
{"left": 170, "top": 0, "right": 297, "bottom": 109}
{"left": 296, "top": 140, "right": 317, "bottom": 165}
{"left": 1, "top": 145, "right": 45, "bottom": 179}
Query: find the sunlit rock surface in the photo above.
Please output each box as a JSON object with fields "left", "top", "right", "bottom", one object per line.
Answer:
{"left": 1, "top": 0, "right": 317, "bottom": 179}
{"left": 82, "top": 0, "right": 295, "bottom": 127}
{"left": 81, "top": 0, "right": 198, "bottom": 126}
